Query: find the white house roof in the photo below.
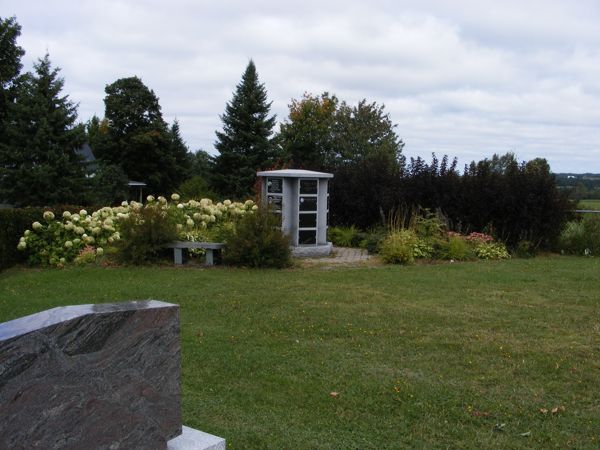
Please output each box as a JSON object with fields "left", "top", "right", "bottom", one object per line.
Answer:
{"left": 256, "top": 169, "right": 333, "bottom": 179}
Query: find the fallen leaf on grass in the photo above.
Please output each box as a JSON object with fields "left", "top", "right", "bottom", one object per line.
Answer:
{"left": 493, "top": 423, "right": 506, "bottom": 432}
{"left": 519, "top": 431, "right": 531, "bottom": 437}
{"left": 540, "top": 406, "right": 565, "bottom": 415}
{"left": 470, "top": 410, "right": 491, "bottom": 418}
{"left": 329, "top": 391, "right": 339, "bottom": 398}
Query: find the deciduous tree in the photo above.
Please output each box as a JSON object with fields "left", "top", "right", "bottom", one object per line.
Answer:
{"left": 279, "top": 92, "right": 338, "bottom": 170}
{"left": 95, "top": 76, "right": 189, "bottom": 194}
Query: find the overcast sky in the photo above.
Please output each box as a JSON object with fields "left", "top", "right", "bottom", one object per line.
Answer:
{"left": 5, "top": 0, "right": 600, "bottom": 172}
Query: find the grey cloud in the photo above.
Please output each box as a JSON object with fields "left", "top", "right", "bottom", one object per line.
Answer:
{"left": 4, "top": 0, "right": 600, "bottom": 171}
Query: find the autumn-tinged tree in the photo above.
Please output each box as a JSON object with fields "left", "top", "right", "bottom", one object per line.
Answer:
{"left": 279, "top": 92, "right": 338, "bottom": 170}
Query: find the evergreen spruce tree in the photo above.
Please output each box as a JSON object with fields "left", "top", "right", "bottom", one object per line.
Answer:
{"left": 0, "top": 54, "right": 86, "bottom": 206}
{"left": 213, "top": 60, "right": 278, "bottom": 199}
{"left": 169, "top": 119, "right": 193, "bottom": 181}
{"left": 0, "top": 16, "right": 25, "bottom": 132}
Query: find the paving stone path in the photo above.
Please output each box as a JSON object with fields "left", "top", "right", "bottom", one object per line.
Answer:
{"left": 301, "top": 246, "right": 372, "bottom": 266}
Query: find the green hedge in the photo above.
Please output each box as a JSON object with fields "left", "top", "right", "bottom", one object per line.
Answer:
{"left": 0, "top": 208, "right": 45, "bottom": 270}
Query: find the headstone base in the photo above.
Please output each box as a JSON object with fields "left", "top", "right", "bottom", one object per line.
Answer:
{"left": 168, "top": 425, "right": 226, "bottom": 450}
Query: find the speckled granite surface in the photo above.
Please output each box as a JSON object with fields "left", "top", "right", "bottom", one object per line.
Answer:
{"left": 0, "top": 300, "right": 181, "bottom": 450}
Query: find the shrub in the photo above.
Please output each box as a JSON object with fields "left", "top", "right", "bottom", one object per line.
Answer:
{"left": 513, "top": 240, "right": 537, "bottom": 258}
{"left": 437, "top": 236, "right": 475, "bottom": 261}
{"left": 17, "top": 196, "right": 257, "bottom": 266}
{"left": 178, "top": 175, "right": 218, "bottom": 201}
{"left": 328, "top": 226, "right": 361, "bottom": 247}
{"left": 358, "top": 227, "right": 387, "bottom": 254}
{"left": 379, "top": 229, "right": 419, "bottom": 265}
{"left": 414, "top": 209, "right": 446, "bottom": 240}
{"left": 0, "top": 208, "right": 45, "bottom": 270}
{"left": 559, "top": 215, "right": 600, "bottom": 256}
{"left": 222, "top": 207, "right": 291, "bottom": 268}
{"left": 473, "top": 242, "right": 510, "bottom": 260}
{"left": 112, "top": 204, "right": 178, "bottom": 265}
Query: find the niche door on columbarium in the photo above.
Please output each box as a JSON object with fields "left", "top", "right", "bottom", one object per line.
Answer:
{"left": 257, "top": 169, "right": 333, "bottom": 256}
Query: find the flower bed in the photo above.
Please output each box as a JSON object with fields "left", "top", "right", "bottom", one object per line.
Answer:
{"left": 17, "top": 194, "right": 257, "bottom": 267}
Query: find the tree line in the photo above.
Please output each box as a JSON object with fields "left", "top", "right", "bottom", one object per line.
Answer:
{"left": 0, "top": 16, "right": 571, "bottom": 248}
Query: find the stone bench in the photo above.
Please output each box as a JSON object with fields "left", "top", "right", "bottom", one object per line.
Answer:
{"left": 166, "top": 241, "right": 224, "bottom": 266}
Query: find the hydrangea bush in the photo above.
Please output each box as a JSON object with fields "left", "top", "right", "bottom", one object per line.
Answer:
{"left": 17, "top": 194, "right": 257, "bottom": 266}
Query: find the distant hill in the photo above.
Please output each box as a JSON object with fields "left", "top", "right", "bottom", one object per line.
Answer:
{"left": 555, "top": 173, "right": 600, "bottom": 199}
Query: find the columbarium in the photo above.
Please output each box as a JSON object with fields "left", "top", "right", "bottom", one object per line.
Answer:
{"left": 257, "top": 169, "right": 333, "bottom": 257}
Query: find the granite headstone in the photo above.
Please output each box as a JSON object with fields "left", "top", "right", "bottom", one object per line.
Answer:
{"left": 0, "top": 300, "right": 181, "bottom": 449}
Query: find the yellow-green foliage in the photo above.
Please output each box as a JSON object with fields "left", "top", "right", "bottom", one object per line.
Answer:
{"left": 473, "top": 242, "right": 510, "bottom": 260}
{"left": 379, "top": 229, "right": 419, "bottom": 265}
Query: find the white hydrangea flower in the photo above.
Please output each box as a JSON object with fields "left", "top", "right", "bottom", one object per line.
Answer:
{"left": 24, "top": 230, "right": 31, "bottom": 236}
{"left": 62, "top": 211, "right": 72, "bottom": 219}
{"left": 43, "top": 211, "right": 55, "bottom": 221}
{"left": 17, "top": 241, "right": 26, "bottom": 250}
{"left": 64, "top": 241, "right": 73, "bottom": 248}
{"left": 186, "top": 219, "right": 194, "bottom": 227}
{"left": 252, "top": 205, "right": 258, "bottom": 211}
{"left": 121, "top": 201, "right": 128, "bottom": 207}
{"left": 32, "top": 221, "right": 42, "bottom": 230}
{"left": 147, "top": 195, "right": 155, "bottom": 202}
{"left": 80, "top": 209, "right": 88, "bottom": 216}
{"left": 96, "top": 247, "right": 104, "bottom": 256}
{"left": 223, "top": 200, "right": 232, "bottom": 206}
{"left": 177, "top": 203, "right": 184, "bottom": 209}
{"left": 158, "top": 196, "right": 167, "bottom": 204}
{"left": 171, "top": 193, "right": 180, "bottom": 201}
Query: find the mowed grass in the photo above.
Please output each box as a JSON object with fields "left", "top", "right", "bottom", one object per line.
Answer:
{"left": 578, "top": 199, "right": 600, "bottom": 210}
{"left": 0, "top": 257, "right": 599, "bottom": 449}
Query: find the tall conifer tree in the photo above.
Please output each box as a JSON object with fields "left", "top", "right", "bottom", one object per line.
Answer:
{"left": 213, "top": 60, "right": 278, "bottom": 199}
{"left": 0, "top": 16, "right": 25, "bottom": 131}
{"left": 0, "top": 54, "right": 86, "bottom": 206}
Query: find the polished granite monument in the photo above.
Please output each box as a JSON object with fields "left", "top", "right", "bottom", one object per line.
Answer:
{"left": 0, "top": 301, "right": 203, "bottom": 449}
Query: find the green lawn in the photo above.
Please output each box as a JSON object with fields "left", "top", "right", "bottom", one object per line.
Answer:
{"left": 1, "top": 258, "right": 599, "bottom": 449}
{"left": 578, "top": 199, "right": 600, "bottom": 210}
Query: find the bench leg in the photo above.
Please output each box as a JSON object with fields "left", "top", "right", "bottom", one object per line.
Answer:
{"left": 204, "top": 249, "right": 214, "bottom": 266}
{"left": 174, "top": 248, "right": 183, "bottom": 265}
